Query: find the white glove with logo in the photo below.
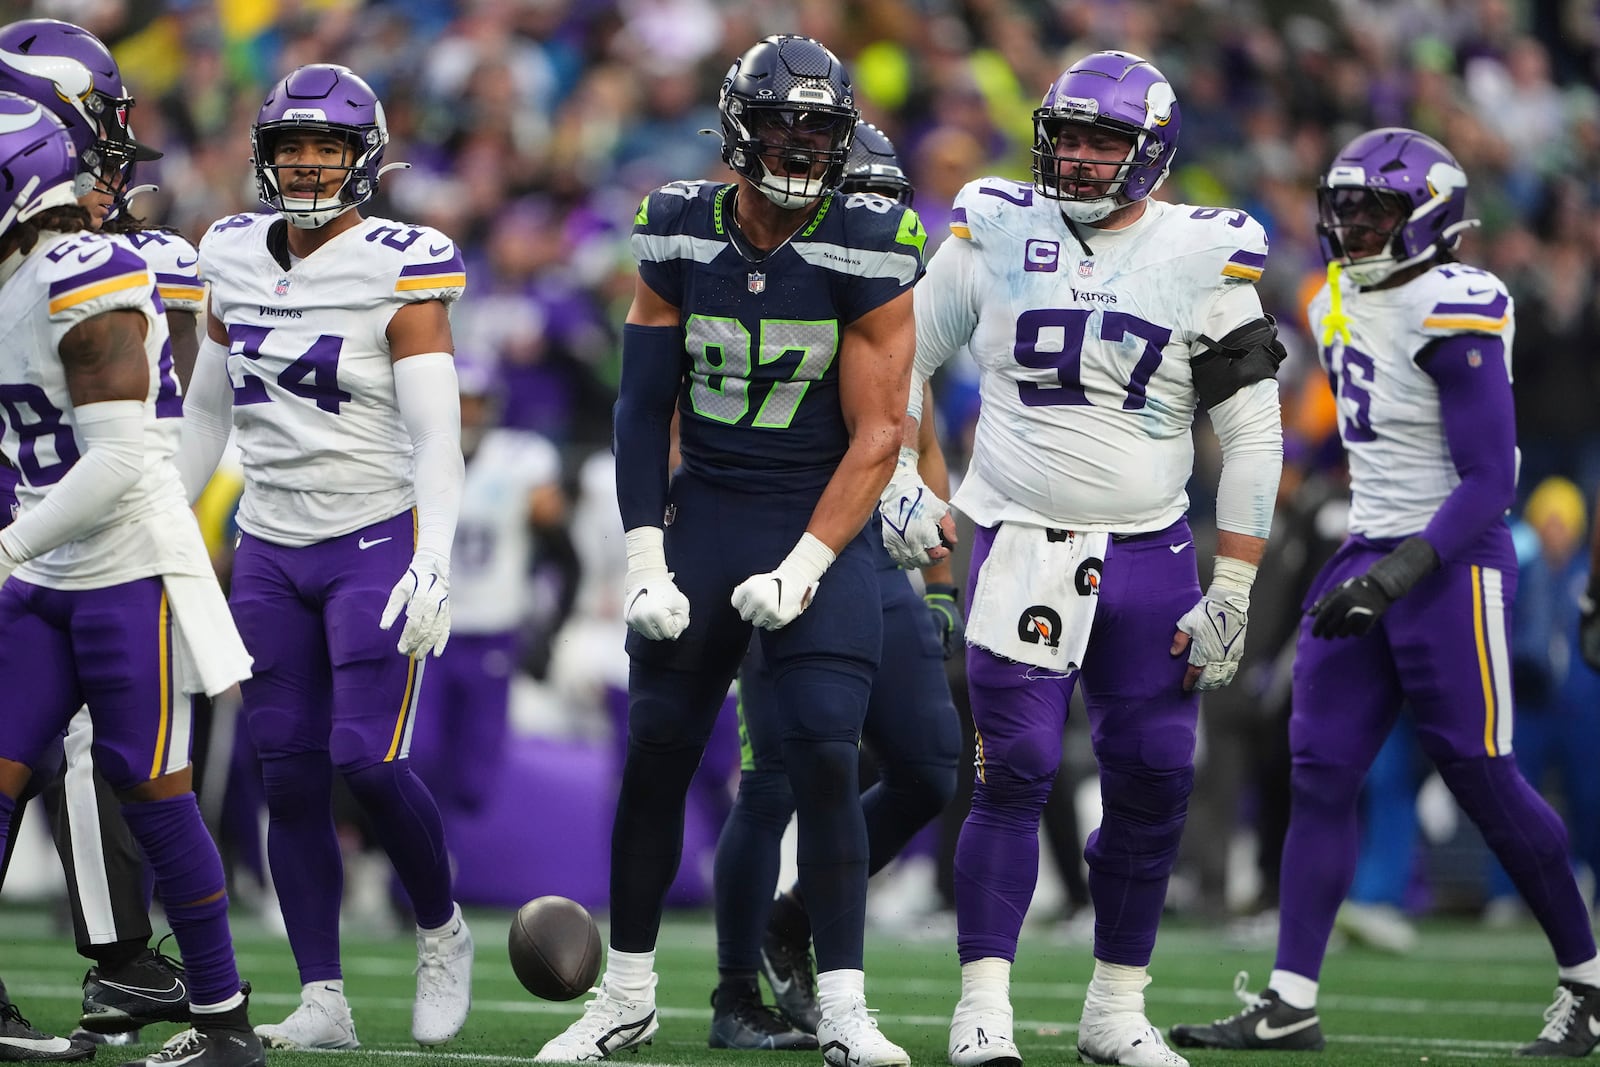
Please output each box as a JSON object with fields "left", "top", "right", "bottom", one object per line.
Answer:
{"left": 1174, "top": 582, "right": 1250, "bottom": 691}
{"left": 878, "top": 447, "right": 951, "bottom": 569}
{"left": 732, "top": 533, "right": 836, "bottom": 631}
{"left": 380, "top": 550, "right": 452, "bottom": 659}
{"left": 623, "top": 527, "right": 691, "bottom": 641}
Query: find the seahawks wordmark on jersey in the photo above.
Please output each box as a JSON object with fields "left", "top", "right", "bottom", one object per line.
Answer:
{"left": 1309, "top": 263, "right": 1515, "bottom": 544}
{"left": 916, "top": 180, "right": 1270, "bottom": 533}
{"left": 200, "top": 213, "right": 466, "bottom": 546}
{"left": 632, "top": 180, "right": 924, "bottom": 495}
{"left": 0, "top": 230, "right": 204, "bottom": 588}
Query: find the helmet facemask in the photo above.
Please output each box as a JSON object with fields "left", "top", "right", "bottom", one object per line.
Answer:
{"left": 728, "top": 102, "right": 854, "bottom": 210}
{"left": 1033, "top": 116, "right": 1144, "bottom": 224}
{"left": 254, "top": 121, "right": 381, "bottom": 229}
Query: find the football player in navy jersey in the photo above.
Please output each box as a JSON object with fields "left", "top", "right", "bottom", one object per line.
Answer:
{"left": 1170, "top": 127, "right": 1600, "bottom": 1058}
{"left": 706, "top": 119, "right": 961, "bottom": 1052}
{"left": 536, "top": 38, "right": 926, "bottom": 1067}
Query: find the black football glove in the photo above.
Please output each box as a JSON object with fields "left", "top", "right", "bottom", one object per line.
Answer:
{"left": 924, "top": 582, "right": 965, "bottom": 660}
{"left": 1309, "top": 537, "right": 1439, "bottom": 639}
{"left": 1580, "top": 581, "right": 1600, "bottom": 673}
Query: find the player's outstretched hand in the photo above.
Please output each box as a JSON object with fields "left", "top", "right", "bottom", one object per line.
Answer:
{"left": 879, "top": 447, "right": 955, "bottom": 569}
{"left": 624, "top": 573, "right": 691, "bottom": 641}
{"left": 1172, "top": 585, "right": 1249, "bottom": 691}
{"left": 381, "top": 551, "right": 452, "bottom": 658}
{"left": 924, "top": 582, "right": 965, "bottom": 659}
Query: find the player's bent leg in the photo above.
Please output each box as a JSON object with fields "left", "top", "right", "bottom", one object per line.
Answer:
{"left": 1167, "top": 973, "right": 1325, "bottom": 1052}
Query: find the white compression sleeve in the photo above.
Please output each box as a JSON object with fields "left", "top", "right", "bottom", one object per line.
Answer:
{"left": 176, "top": 336, "right": 234, "bottom": 504}
{"left": 0, "top": 400, "right": 145, "bottom": 564}
{"left": 392, "top": 352, "right": 464, "bottom": 562}
{"left": 1209, "top": 377, "right": 1283, "bottom": 540}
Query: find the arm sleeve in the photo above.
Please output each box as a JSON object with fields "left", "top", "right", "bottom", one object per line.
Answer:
{"left": 0, "top": 400, "right": 145, "bottom": 563}
{"left": 1418, "top": 332, "right": 1516, "bottom": 561}
{"left": 1208, "top": 378, "right": 1283, "bottom": 539}
{"left": 177, "top": 336, "right": 234, "bottom": 504}
{"left": 393, "top": 352, "right": 465, "bottom": 562}
{"left": 613, "top": 323, "right": 682, "bottom": 531}
{"left": 908, "top": 235, "right": 980, "bottom": 424}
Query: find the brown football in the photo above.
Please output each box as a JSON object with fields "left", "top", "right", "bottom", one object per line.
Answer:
{"left": 508, "top": 895, "right": 603, "bottom": 1001}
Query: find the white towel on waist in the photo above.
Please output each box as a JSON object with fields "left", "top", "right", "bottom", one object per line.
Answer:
{"left": 966, "top": 522, "right": 1108, "bottom": 672}
{"left": 164, "top": 572, "right": 253, "bottom": 696}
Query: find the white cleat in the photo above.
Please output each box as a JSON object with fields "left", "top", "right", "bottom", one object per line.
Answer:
{"left": 414, "top": 905, "right": 474, "bottom": 1045}
{"left": 534, "top": 977, "right": 659, "bottom": 1062}
{"left": 1077, "top": 1012, "right": 1188, "bottom": 1067}
{"left": 254, "top": 984, "right": 360, "bottom": 1050}
{"left": 950, "top": 1003, "right": 1022, "bottom": 1067}
{"left": 818, "top": 996, "right": 910, "bottom": 1067}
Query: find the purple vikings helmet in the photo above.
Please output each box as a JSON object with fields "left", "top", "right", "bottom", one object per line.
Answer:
{"left": 839, "top": 120, "right": 913, "bottom": 206}
{"left": 252, "top": 64, "right": 396, "bottom": 229}
{"left": 1318, "top": 127, "right": 1476, "bottom": 287}
{"left": 0, "top": 19, "right": 160, "bottom": 206}
{"left": 718, "top": 35, "right": 858, "bottom": 210}
{"left": 1032, "top": 50, "right": 1179, "bottom": 224}
{"left": 0, "top": 92, "right": 81, "bottom": 244}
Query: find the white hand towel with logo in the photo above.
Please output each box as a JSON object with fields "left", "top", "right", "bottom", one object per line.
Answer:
{"left": 965, "top": 522, "right": 1108, "bottom": 672}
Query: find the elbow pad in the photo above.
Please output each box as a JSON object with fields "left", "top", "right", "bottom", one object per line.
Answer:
{"left": 1193, "top": 315, "right": 1288, "bottom": 410}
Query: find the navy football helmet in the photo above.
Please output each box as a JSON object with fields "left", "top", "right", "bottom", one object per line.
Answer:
{"left": 253, "top": 64, "right": 398, "bottom": 229}
{"left": 718, "top": 35, "right": 857, "bottom": 210}
{"left": 1032, "top": 50, "right": 1179, "bottom": 224}
{"left": 839, "top": 120, "right": 912, "bottom": 206}
{"left": 1318, "top": 127, "right": 1477, "bottom": 286}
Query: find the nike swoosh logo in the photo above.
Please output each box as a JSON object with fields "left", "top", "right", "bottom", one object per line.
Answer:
{"left": 885, "top": 488, "right": 922, "bottom": 538}
{"left": 429, "top": 243, "right": 450, "bottom": 256}
{"left": 1465, "top": 286, "right": 1494, "bottom": 296}
{"left": 1170, "top": 541, "right": 1191, "bottom": 554}
{"left": 628, "top": 588, "right": 648, "bottom": 615}
{"left": 598, "top": 1013, "right": 655, "bottom": 1053}
{"left": 0, "top": 1034, "right": 80, "bottom": 1052}
{"left": 767, "top": 970, "right": 793, "bottom": 995}
{"left": 176, "top": 254, "right": 199, "bottom": 268}
{"left": 96, "top": 975, "right": 186, "bottom": 1003}
{"left": 77, "top": 248, "right": 107, "bottom": 263}
{"left": 357, "top": 536, "right": 392, "bottom": 550}
{"left": 773, "top": 577, "right": 783, "bottom": 605}
{"left": 1254, "top": 1016, "right": 1320, "bottom": 1041}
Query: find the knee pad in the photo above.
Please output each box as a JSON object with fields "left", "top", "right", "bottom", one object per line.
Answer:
{"left": 259, "top": 751, "right": 332, "bottom": 820}
{"left": 880, "top": 758, "right": 958, "bottom": 824}
{"left": 1085, "top": 762, "right": 1193, "bottom": 879}
{"left": 730, "top": 767, "right": 796, "bottom": 833}
{"left": 773, "top": 664, "right": 871, "bottom": 745}
{"left": 1289, "top": 756, "right": 1368, "bottom": 816}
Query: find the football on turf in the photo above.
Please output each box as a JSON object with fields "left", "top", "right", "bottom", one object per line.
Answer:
{"left": 508, "top": 895, "right": 602, "bottom": 1001}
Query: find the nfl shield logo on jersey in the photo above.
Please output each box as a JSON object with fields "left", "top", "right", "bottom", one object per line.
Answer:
{"left": 748, "top": 272, "right": 766, "bottom": 294}
{"left": 274, "top": 276, "right": 290, "bottom": 296}
{"left": 1077, "top": 259, "right": 1095, "bottom": 278}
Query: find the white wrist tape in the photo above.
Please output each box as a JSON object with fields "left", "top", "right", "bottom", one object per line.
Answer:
{"left": 625, "top": 526, "right": 670, "bottom": 579}
{"left": 1211, "top": 555, "right": 1259, "bottom": 598}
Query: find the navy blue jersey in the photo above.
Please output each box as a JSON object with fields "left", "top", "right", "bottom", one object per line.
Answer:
{"left": 632, "top": 181, "right": 925, "bottom": 493}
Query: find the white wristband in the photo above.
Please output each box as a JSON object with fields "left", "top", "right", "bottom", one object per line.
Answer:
{"left": 783, "top": 532, "right": 837, "bottom": 586}
{"left": 625, "top": 526, "right": 669, "bottom": 579}
{"left": 1211, "top": 555, "right": 1259, "bottom": 598}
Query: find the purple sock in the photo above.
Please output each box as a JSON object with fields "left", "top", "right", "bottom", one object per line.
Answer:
{"left": 120, "top": 794, "right": 241, "bottom": 1006}
{"left": 344, "top": 760, "right": 454, "bottom": 929}
{"left": 261, "top": 751, "right": 344, "bottom": 983}
{"left": 954, "top": 778, "right": 1051, "bottom": 963}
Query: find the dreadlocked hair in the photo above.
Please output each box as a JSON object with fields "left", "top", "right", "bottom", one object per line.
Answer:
{"left": 5, "top": 205, "right": 93, "bottom": 257}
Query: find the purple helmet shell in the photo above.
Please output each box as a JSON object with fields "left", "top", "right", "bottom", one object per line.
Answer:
{"left": 0, "top": 91, "right": 81, "bottom": 243}
{"left": 252, "top": 64, "right": 390, "bottom": 229}
{"left": 1032, "top": 50, "right": 1179, "bottom": 223}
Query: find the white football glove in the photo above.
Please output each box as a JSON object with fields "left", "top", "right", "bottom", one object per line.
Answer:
{"left": 623, "top": 526, "right": 690, "bottom": 641}
{"left": 732, "top": 533, "right": 835, "bottom": 631}
{"left": 878, "top": 446, "right": 950, "bottom": 569}
{"left": 1174, "top": 583, "right": 1250, "bottom": 691}
{"left": 380, "top": 550, "right": 452, "bottom": 659}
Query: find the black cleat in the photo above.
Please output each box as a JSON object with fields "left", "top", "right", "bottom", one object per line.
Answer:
{"left": 117, "top": 995, "right": 264, "bottom": 1067}
{"left": 1518, "top": 982, "right": 1600, "bottom": 1057}
{"left": 1168, "top": 974, "right": 1324, "bottom": 1051}
{"left": 0, "top": 1001, "right": 96, "bottom": 1062}
{"left": 761, "top": 923, "right": 820, "bottom": 1036}
{"left": 81, "top": 945, "right": 188, "bottom": 1034}
{"left": 709, "top": 988, "right": 818, "bottom": 1051}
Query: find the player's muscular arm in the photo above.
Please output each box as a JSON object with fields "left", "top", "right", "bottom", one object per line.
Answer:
{"left": 166, "top": 309, "right": 200, "bottom": 392}
{"left": 0, "top": 311, "right": 151, "bottom": 574}
{"left": 809, "top": 289, "right": 913, "bottom": 552}
{"left": 916, "top": 384, "right": 957, "bottom": 587}
{"left": 388, "top": 298, "right": 454, "bottom": 359}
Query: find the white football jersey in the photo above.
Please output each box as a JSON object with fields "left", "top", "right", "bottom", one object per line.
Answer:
{"left": 199, "top": 213, "right": 466, "bottom": 546}
{"left": 1308, "top": 262, "right": 1515, "bottom": 539}
{"left": 112, "top": 228, "right": 205, "bottom": 313}
{"left": 451, "top": 428, "right": 560, "bottom": 634}
{"left": 917, "top": 182, "right": 1270, "bottom": 533}
{"left": 0, "top": 230, "right": 210, "bottom": 588}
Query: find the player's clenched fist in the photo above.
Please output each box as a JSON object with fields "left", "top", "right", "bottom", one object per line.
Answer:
{"left": 623, "top": 526, "right": 690, "bottom": 640}
{"left": 732, "top": 533, "right": 836, "bottom": 631}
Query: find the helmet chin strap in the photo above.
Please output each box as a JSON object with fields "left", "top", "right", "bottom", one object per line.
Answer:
{"left": 279, "top": 196, "right": 355, "bottom": 230}
{"left": 1059, "top": 195, "right": 1117, "bottom": 225}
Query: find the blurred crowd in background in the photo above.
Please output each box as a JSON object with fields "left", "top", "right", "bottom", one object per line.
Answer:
{"left": 8, "top": 0, "right": 1600, "bottom": 942}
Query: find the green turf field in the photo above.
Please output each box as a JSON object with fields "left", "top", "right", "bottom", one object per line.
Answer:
{"left": 0, "top": 906, "right": 1571, "bottom": 1065}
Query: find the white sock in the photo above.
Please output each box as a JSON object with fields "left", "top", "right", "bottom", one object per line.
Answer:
{"left": 1269, "top": 969, "right": 1319, "bottom": 1010}
{"left": 304, "top": 980, "right": 344, "bottom": 1001}
{"left": 1559, "top": 957, "right": 1600, "bottom": 988}
{"left": 603, "top": 948, "right": 656, "bottom": 999}
{"left": 958, "top": 958, "right": 1012, "bottom": 1012}
{"left": 817, "top": 968, "right": 865, "bottom": 1019}
{"left": 418, "top": 902, "right": 462, "bottom": 937}
{"left": 192, "top": 990, "right": 245, "bottom": 1014}
{"left": 1083, "top": 960, "right": 1150, "bottom": 1018}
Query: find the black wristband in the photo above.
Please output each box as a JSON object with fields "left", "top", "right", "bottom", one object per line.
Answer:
{"left": 925, "top": 581, "right": 960, "bottom": 605}
{"left": 1368, "top": 536, "right": 1440, "bottom": 600}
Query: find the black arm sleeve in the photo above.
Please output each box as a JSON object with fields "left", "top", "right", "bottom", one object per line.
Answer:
{"left": 1191, "top": 314, "right": 1288, "bottom": 410}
